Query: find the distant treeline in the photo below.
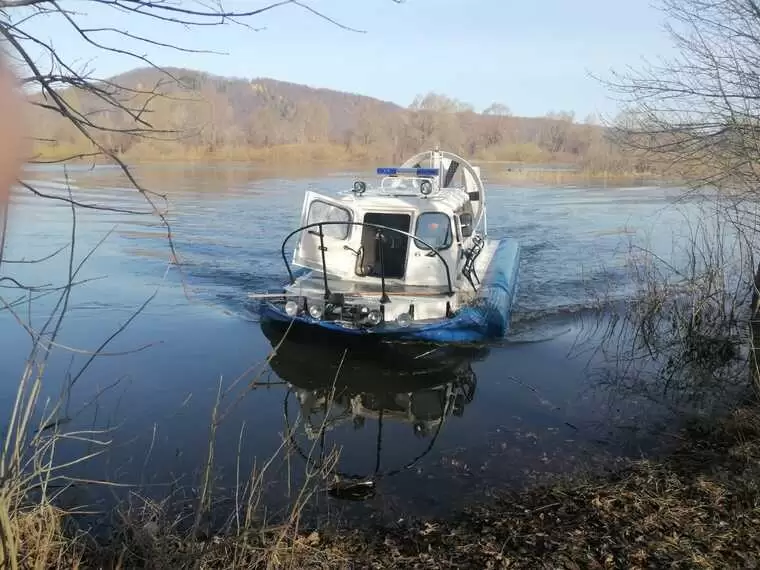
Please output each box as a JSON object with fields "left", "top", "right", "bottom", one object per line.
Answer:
{"left": 29, "top": 67, "right": 652, "bottom": 173}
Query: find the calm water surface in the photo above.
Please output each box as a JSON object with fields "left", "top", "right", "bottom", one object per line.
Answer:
{"left": 0, "top": 164, "right": 702, "bottom": 521}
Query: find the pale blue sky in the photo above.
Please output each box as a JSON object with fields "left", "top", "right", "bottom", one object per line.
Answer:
{"left": 17, "top": 0, "right": 674, "bottom": 119}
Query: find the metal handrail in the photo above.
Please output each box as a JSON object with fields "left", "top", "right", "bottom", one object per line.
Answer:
{"left": 280, "top": 220, "right": 455, "bottom": 297}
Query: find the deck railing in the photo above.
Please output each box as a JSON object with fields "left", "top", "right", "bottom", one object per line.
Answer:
{"left": 280, "top": 220, "right": 455, "bottom": 301}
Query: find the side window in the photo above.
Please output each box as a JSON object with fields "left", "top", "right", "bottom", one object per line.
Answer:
{"left": 307, "top": 200, "right": 351, "bottom": 239}
{"left": 460, "top": 213, "right": 474, "bottom": 238}
{"left": 415, "top": 212, "right": 453, "bottom": 250}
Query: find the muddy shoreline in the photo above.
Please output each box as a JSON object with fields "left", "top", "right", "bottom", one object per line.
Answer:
{"left": 40, "top": 402, "right": 756, "bottom": 569}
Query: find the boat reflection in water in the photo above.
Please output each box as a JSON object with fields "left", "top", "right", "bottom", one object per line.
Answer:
{"left": 260, "top": 321, "right": 487, "bottom": 500}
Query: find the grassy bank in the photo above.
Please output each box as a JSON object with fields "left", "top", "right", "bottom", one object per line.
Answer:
{"left": 485, "top": 167, "right": 667, "bottom": 187}
{"left": 32, "top": 141, "right": 375, "bottom": 165}
{"left": 4, "top": 401, "right": 758, "bottom": 569}
{"left": 30, "top": 141, "right": 668, "bottom": 186}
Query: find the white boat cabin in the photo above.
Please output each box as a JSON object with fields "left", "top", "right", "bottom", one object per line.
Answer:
{"left": 284, "top": 150, "right": 497, "bottom": 323}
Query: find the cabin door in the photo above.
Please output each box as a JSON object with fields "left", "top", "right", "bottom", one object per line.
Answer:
{"left": 292, "top": 191, "right": 357, "bottom": 279}
{"left": 358, "top": 213, "right": 411, "bottom": 279}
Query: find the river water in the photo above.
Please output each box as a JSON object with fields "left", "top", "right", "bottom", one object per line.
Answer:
{"left": 0, "top": 164, "right": 704, "bottom": 523}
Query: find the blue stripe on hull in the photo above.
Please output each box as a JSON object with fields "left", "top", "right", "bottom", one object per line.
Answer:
{"left": 261, "top": 237, "right": 520, "bottom": 344}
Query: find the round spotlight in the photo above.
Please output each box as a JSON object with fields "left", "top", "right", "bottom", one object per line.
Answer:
{"left": 396, "top": 312, "right": 412, "bottom": 327}
{"left": 353, "top": 180, "right": 367, "bottom": 195}
{"left": 308, "top": 304, "right": 323, "bottom": 319}
{"left": 285, "top": 300, "right": 299, "bottom": 317}
{"left": 366, "top": 310, "right": 382, "bottom": 326}
{"left": 359, "top": 305, "right": 370, "bottom": 315}
{"left": 420, "top": 180, "right": 433, "bottom": 196}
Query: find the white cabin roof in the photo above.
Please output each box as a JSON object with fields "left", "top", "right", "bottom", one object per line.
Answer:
{"left": 334, "top": 149, "right": 486, "bottom": 222}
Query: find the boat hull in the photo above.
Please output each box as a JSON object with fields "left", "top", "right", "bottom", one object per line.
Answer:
{"left": 260, "top": 237, "right": 520, "bottom": 344}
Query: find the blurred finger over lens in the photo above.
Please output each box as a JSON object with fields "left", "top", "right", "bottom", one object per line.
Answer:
{"left": 0, "top": 52, "right": 24, "bottom": 206}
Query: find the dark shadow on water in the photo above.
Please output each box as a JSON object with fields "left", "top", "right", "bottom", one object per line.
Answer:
{"left": 261, "top": 319, "right": 490, "bottom": 383}
{"left": 261, "top": 320, "right": 488, "bottom": 500}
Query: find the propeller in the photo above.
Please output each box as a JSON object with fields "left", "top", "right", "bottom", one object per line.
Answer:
{"left": 443, "top": 160, "right": 460, "bottom": 187}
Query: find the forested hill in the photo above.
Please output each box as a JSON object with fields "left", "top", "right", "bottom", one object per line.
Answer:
{"left": 31, "top": 67, "right": 642, "bottom": 171}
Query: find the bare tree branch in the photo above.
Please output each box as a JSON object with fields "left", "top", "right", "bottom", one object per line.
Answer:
{"left": 602, "top": 0, "right": 760, "bottom": 191}
{"left": 1, "top": 0, "right": 376, "bottom": 302}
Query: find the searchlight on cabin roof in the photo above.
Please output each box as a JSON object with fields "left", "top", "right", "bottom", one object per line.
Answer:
{"left": 377, "top": 167, "right": 440, "bottom": 177}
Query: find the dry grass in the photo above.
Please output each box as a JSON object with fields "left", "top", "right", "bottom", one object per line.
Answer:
{"left": 87, "top": 510, "right": 346, "bottom": 569}
{"left": 0, "top": 501, "right": 84, "bottom": 569}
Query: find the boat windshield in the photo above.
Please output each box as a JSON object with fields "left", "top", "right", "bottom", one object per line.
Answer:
{"left": 381, "top": 176, "right": 421, "bottom": 192}
{"left": 415, "top": 212, "right": 452, "bottom": 250}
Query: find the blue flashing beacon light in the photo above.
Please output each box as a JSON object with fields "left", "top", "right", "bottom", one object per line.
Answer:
{"left": 377, "top": 167, "right": 440, "bottom": 178}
